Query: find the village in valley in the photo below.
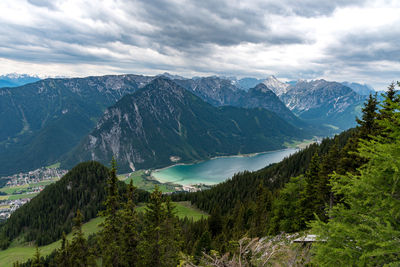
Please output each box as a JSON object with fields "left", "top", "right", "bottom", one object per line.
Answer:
{"left": 0, "top": 165, "right": 208, "bottom": 221}
{"left": 0, "top": 165, "right": 67, "bottom": 221}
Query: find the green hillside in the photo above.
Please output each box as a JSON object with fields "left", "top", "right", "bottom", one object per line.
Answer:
{"left": 0, "top": 161, "right": 147, "bottom": 248}
{"left": 0, "top": 202, "right": 207, "bottom": 267}
{"left": 0, "top": 75, "right": 143, "bottom": 176}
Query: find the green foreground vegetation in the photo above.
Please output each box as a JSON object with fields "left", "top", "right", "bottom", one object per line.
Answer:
{"left": 0, "top": 201, "right": 207, "bottom": 266}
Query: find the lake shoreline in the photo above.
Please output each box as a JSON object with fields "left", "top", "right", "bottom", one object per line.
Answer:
{"left": 151, "top": 147, "right": 294, "bottom": 174}
{"left": 151, "top": 147, "right": 301, "bottom": 186}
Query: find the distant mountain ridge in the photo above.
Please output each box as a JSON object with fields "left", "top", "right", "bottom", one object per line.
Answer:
{"left": 341, "top": 81, "right": 375, "bottom": 95}
{"left": 62, "top": 77, "right": 308, "bottom": 172}
{"left": 0, "top": 74, "right": 41, "bottom": 88}
{"left": 280, "top": 79, "right": 366, "bottom": 129}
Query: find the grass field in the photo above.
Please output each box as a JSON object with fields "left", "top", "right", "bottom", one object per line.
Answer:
{"left": 0, "top": 179, "right": 58, "bottom": 201}
{"left": 0, "top": 184, "right": 29, "bottom": 195}
{"left": 124, "top": 170, "right": 177, "bottom": 193}
{"left": 137, "top": 201, "right": 208, "bottom": 221}
{"left": 8, "top": 193, "right": 39, "bottom": 200}
{"left": 284, "top": 138, "right": 317, "bottom": 149}
{"left": 46, "top": 163, "right": 61, "bottom": 169}
{"left": 173, "top": 201, "right": 209, "bottom": 221}
{"left": 0, "top": 202, "right": 207, "bottom": 266}
{"left": 0, "top": 216, "right": 104, "bottom": 267}
{"left": 32, "top": 180, "right": 59, "bottom": 187}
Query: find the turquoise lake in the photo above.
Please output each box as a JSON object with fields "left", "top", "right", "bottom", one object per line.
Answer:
{"left": 152, "top": 148, "right": 298, "bottom": 186}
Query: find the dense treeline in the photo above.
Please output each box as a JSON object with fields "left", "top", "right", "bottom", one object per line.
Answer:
{"left": 0, "top": 161, "right": 149, "bottom": 248}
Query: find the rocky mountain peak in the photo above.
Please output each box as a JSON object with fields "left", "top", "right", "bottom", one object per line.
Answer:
{"left": 262, "top": 75, "right": 289, "bottom": 96}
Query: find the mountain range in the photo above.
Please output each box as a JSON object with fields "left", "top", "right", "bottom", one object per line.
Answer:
{"left": 0, "top": 73, "right": 371, "bottom": 176}
{"left": 62, "top": 77, "right": 307, "bottom": 172}
{"left": 341, "top": 81, "right": 375, "bottom": 95}
{"left": 279, "top": 79, "right": 366, "bottom": 130}
{"left": 0, "top": 74, "right": 41, "bottom": 88}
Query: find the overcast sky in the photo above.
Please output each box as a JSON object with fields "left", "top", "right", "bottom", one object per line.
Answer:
{"left": 0, "top": 0, "right": 399, "bottom": 89}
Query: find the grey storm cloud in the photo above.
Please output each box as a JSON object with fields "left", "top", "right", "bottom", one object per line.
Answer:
{"left": 0, "top": 0, "right": 399, "bottom": 89}
{"left": 263, "top": 0, "right": 366, "bottom": 17}
{"left": 327, "top": 30, "right": 400, "bottom": 63}
{"left": 2, "top": 0, "right": 362, "bottom": 60}
{"left": 130, "top": 0, "right": 302, "bottom": 49}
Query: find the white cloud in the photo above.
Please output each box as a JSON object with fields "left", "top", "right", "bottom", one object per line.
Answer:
{"left": 0, "top": 0, "right": 399, "bottom": 89}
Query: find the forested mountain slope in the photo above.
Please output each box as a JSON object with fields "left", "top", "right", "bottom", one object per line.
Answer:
{"left": 0, "top": 161, "right": 148, "bottom": 248}
{"left": 63, "top": 77, "right": 308, "bottom": 172}
{"left": 0, "top": 75, "right": 153, "bottom": 176}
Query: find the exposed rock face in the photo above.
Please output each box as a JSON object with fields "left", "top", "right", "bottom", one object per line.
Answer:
{"left": 280, "top": 79, "right": 366, "bottom": 129}
{"left": 175, "top": 77, "right": 303, "bottom": 127}
{"left": 174, "top": 76, "right": 244, "bottom": 106}
{"left": 63, "top": 77, "right": 307, "bottom": 172}
{"left": 262, "top": 75, "right": 290, "bottom": 96}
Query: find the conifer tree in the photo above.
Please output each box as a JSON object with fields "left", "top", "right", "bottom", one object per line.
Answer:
{"left": 193, "top": 230, "right": 212, "bottom": 262}
{"left": 250, "top": 183, "right": 271, "bottom": 237}
{"left": 231, "top": 201, "right": 246, "bottom": 239}
{"left": 337, "top": 132, "right": 363, "bottom": 175}
{"left": 69, "top": 209, "right": 90, "bottom": 266}
{"left": 356, "top": 93, "right": 379, "bottom": 139}
{"left": 139, "top": 187, "right": 181, "bottom": 267}
{"left": 317, "top": 139, "right": 341, "bottom": 216}
{"left": 298, "top": 153, "right": 321, "bottom": 227}
{"left": 380, "top": 82, "right": 398, "bottom": 118}
{"left": 269, "top": 176, "right": 305, "bottom": 234}
{"left": 208, "top": 205, "right": 223, "bottom": 237}
{"left": 311, "top": 91, "right": 400, "bottom": 266}
{"left": 31, "top": 247, "right": 43, "bottom": 267}
{"left": 119, "top": 180, "right": 140, "bottom": 266}
{"left": 339, "top": 94, "right": 380, "bottom": 176}
{"left": 379, "top": 82, "right": 399, "bottom": 139}
{"left": 160, "top": 196, "right": 182, "bottom": 266}
{"left": 139, "top": 185, "right": 166, "bottom": 266}
{"left": 98, "top": 157, "right": 122, "bottom": 266}
{"left": 54, "top": 232, "right": 70, "bottom": 266}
